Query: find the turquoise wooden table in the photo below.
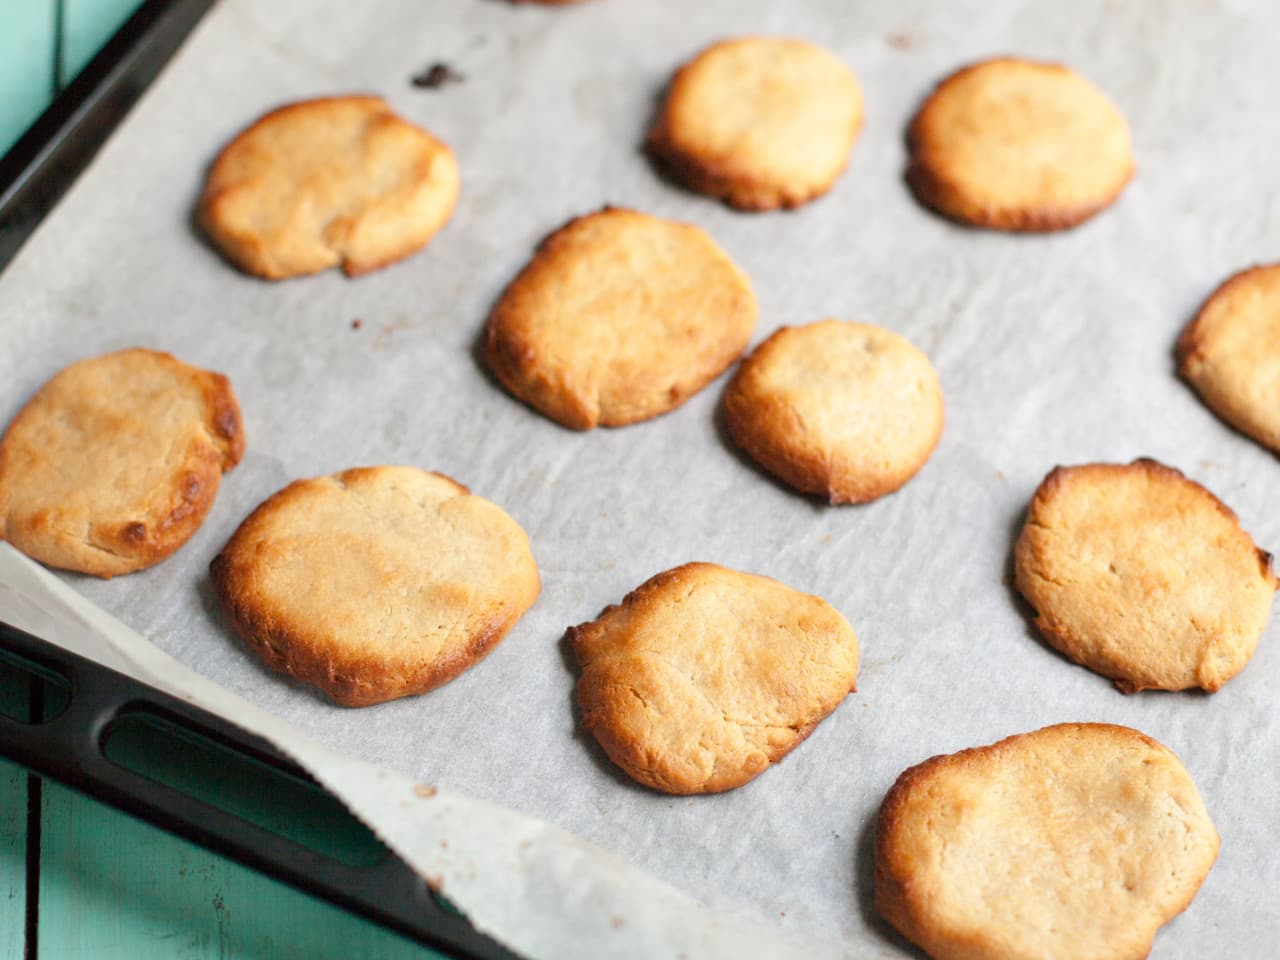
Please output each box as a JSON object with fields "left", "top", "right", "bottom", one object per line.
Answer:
{"left": 0, "top": 5, "right": 457, "bottom": 957}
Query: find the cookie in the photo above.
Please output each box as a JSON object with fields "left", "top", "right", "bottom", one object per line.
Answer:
{"left": 485, "top": 207, "right": 757, "bottom": 429}
{"left": 569, "top": 562, "right": 858, "bottom": 794}
{"left": 210, "top": 467, "right": 539, "bottom": 707}
{"left": 1014, "top": 459, "right": 1275, "bottom": 692}
{"left": 648, "top": 37, "right": 863, "bottom": 211}
{"left": 199, "top": 96, "right": 459, "bottom": 279}
{"left": 723, "top": 320, "right": 943, "bottom": 503}
{"left": 907, "top": 58, "right": 1133, "bottom": 231}
{"left": 1177, "top": 263, "right": 1280, "bottom": 453}
{"left": 0, "top": 348, "right": 243, "bottom": 578}
{"left": 876, "top": 723, "right": 1219, "bottom": 960}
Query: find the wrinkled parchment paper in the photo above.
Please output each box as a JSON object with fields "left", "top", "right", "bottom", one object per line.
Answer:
{"left": 1, "top": 1, "right": 1279, "bottom": 956}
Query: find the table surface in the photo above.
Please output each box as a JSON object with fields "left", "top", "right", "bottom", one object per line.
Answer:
{"left": 0, "top": 4, "right": 453, "bottom": 957}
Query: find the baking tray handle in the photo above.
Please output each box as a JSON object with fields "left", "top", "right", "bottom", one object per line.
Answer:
{"left": 0, "top": 619, "right": 521, "bottom": 960}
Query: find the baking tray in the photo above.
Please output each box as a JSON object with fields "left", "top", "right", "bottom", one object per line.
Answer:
{"left": 4, "top": 2, "right": 1278, "bottom": 957}
{"left": 0, "top": 2, "right": 512, "bottom": 955}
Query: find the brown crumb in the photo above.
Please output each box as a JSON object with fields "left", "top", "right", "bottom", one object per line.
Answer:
{"left": 412, "top": 62, "right": 464, "bottom": 89}
{"left": 426, "top": 874, "right": 444, "bottom": 892}
{"left": 351, "top": 319, "right": 363, "bottom": 330}
{"left": 886, "top": 32, "right": 915, "bottom": 50}
{"left": 610, "top": 916, "right": 625, "bottom": 929}
{"left": 414, "top": 784, "right": 438, "bottom": 798}
{"left": 821, "top": 533, "right": 833, "bottom": 544}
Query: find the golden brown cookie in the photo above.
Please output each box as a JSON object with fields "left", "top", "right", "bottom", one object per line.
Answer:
{"left": 648, "top": 37, "right": 863, "bottom": 211}
{"left": 876, "top": 723, "right": 1219, "bottom": 960}
{"left": 485, "top": 207, "right": 757, "bottom": 429}
{"left": 569, "top": 562, "right": 858, "bottom": 794}
{"left": 1014, "top": 459, "right": 1276, "bottom": 692}
{"left": 199, "top": 96, "right": 459, "bottom": 279}
{"left": 0, "top": 348, "right": 243, "bottom": 578}
{"left": 723, "top": 320, "right": 943, "bottom": 503}
{"left": 1177, "top": 263, "right": 1280, "bottom": 453}
{"left": 210, "top": 467, "right": 540, "bottom": 707}
{"left": 907, "top": 58, "right": 1133, "bottom": 231}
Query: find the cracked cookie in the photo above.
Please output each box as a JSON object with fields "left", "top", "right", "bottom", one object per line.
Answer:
{"left": 907, "top": 58, "right": 1133, "bottom": 231}
{"left": 210, "top": 466, "right": 540, "bottom": 707}
{"left": 1014, "top": 459, "right": 1276, "bottom": 692}
{"left": 484, "top": 207, "right": 757, "bottom": 429}
{"left": 876, "top": 723, "right": 1219, "bottom": 960}
{"left": 1177, "top": 263, "right": 1280, "bottom": 454}
{"left": 647, "top": 37, "right": 863, "bottom": 211}
{"left": 569, "top": 562, "right": 858, "bottom": 794}
{"left": 723, "top": 319, "right": 943, "bottom": 503}
{"left": 199, "top": 96, "right": 459, "bottom": 279}
{"left": 0, "top": 348, "right": 243, "bottom": 578}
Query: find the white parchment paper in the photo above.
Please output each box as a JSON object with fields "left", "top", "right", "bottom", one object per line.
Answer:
{"left": 1, "top": 0, "right": 1278, "bottom": 956}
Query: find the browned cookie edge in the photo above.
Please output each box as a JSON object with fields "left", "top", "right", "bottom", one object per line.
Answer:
{"left": 905, "top": 58, "right": 1134, "bottom": 233}
{"left": 569, "top": 562, "right": 849, "bottom": 794}
{"left": 646, "top": 45, "right": 862, "bottom": 212}
{"left": 483, "top": 212, "right": 607, "bottom": 430}
{"left": 722, "top": 326, "right": 943, "bottom": 503}
{"left": 199, "top": 96, "right": 457, "bottom": 281}
{"left": 1013, "top": 458, "right": 1276, "bottom": 692}
{"left": 875, "top": 723, "right": 1219, "bottom": 960}
{"left": 0, "top": 349, "right": 243, "bottom": 578}
{"left": 210, "top": 468, "right": 536, "bottom": 707}
{"left": 485, "top": 208, "right": 754, "bottom": 430}
{"left": 1176, "top": 263, "right": 1280, "bottom": 454}
{"left": 198, "top": 96, "right": 386, "bottom": 281}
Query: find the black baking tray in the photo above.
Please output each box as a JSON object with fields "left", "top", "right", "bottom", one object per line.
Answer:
{"left": 0, "top": 3, "right": 516, "bottom": 957}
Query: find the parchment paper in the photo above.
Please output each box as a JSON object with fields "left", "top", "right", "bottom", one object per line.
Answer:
{"left": 0, "top": 0, "right": 1278, "bottom": 956}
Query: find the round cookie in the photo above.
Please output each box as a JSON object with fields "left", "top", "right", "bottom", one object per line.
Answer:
{"left": 485, "top": 207, "right": 757, "bottom": 429}
{"left": 199, "top": 96, "right": 459, "bottom": 280}
{"left": 1177, "top": 263, "right": 1280, "bottom": 453}
{"left": 210, "top": 467, "right": 540, "bottom": 707}
{"left": 648, "top": 37, "right": 863, "bottom": 211}
{"left": 0, "top": 348, "right": 243, "bottom": 578}
{"left": 876, "top": 723, "right": 1219, "bottom": 960}
{"left": 907, "top": 58, "right": 1133, "bottom": 231}
{"left": 569, "top": 562, "right": 858, "bottom": 794}
{"left": 1014, "top": 459, "right": 1276, "bottom": 692}
{"left": 723, "top": 320, "right": 943, "bottom": 503}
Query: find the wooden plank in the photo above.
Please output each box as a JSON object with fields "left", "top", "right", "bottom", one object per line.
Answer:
{"left": 0, "top": 763, "right": 25, "bottom": 960}
{"left": 0, "top": 0, "right": 56, "bottom": 154}
{"left": 0, "top": 662, "right": 30, "bottom": 960}
{"left": 61, "top": 0, "right": 146, "bottom": 86}
{"left": 38, "top": 779, "right": 451, "bottom": 959}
